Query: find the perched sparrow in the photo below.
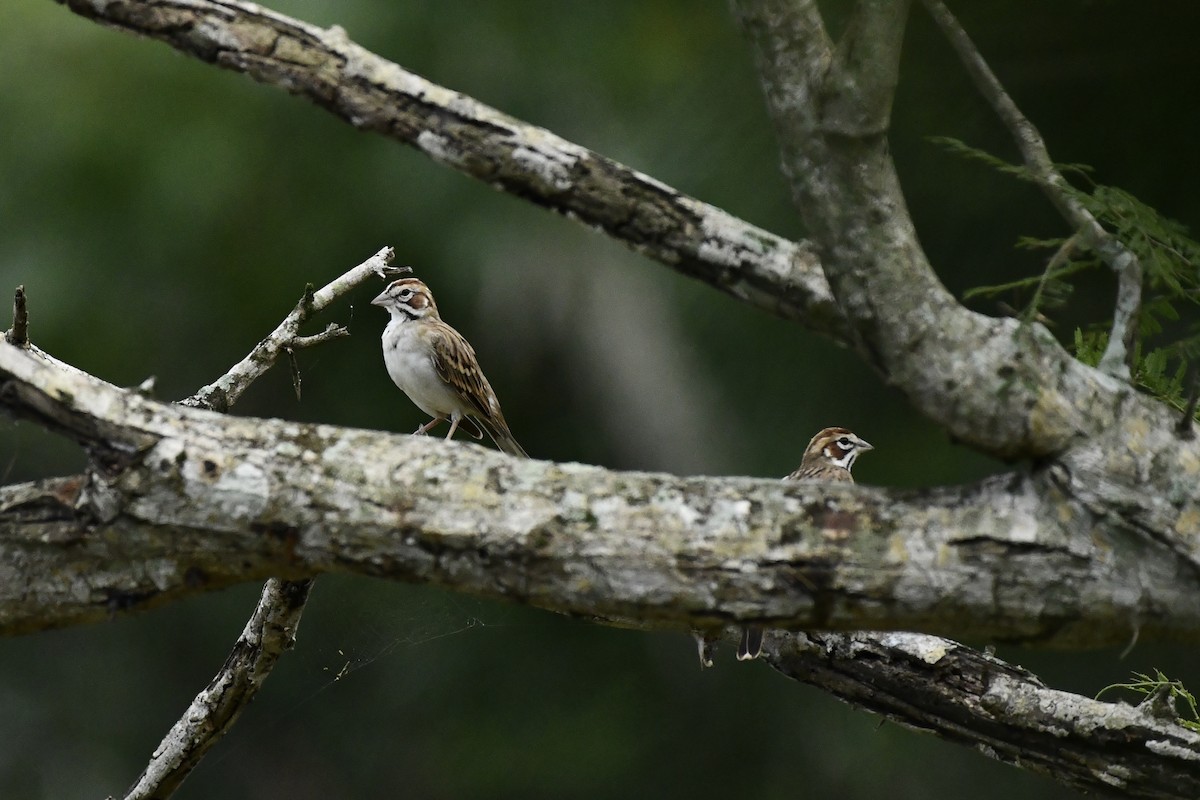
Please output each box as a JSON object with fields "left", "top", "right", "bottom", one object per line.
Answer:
{"left": 736, "top": 426, "right": 873, "bottom": 661}
{"left": 372, "top": 277, "right": 527, "bottom": 458}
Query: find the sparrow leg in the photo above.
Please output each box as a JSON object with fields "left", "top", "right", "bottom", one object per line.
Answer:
{"left": 415, "top": 417, "right": 445, "bottom": 435}
{"left": 692, "top": 630, "right": 716, "bottom": 669}
{"left": 445, "top": 415, "right": 461, "bottom": 441}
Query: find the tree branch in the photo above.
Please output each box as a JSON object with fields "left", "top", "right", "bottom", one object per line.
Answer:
{"left": 764, "top": 631, "right": 1200, "bottom": 799}
{"left": 122, "top": 577, "right": 313, "bottom": 800}
{"left": 6, "top": 337, "right": 1200, "bottom": 794}
{"left": 732, "top": 0, "right": 1153, "bottom": 464}
{"left": 52, "top": 0, "right": 851, "bottom": 347}
{"left": 820, "top": 0, "right": 913, "bottom": 137}
{"left": 2, "top": 341, "right": 1198, "bottom": 647}
{"left": 182, "top": 246, "right": 395, "bottom": 412}
{"left": 921, "top": 0, "right": 1143, "bottom": 379}
{"left": 5, "top": 286, "right": 28, "bottom": 348}
{"left": 123, "top": 249, "right": 394, "bottom": 799}
{"left": 32, "top": 4, "right": 1200, "bottom": 796}
{"left": 288, "top": 322, "right": 350, "bottom": 350}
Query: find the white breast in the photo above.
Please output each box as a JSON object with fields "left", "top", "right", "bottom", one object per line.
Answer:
{"left": 381, "top": 320, "right": 465, "bottom": 419}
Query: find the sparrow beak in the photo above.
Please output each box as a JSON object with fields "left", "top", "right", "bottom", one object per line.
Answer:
{"left": 370, "top": 289, "right": 390, "bottom": 307}
{"left": 857, "top": 438, "right": 874, "bottom": 451}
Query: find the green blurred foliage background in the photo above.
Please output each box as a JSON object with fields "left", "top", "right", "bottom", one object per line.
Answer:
{"left": 1, "top": 1, "right": 1198, "bottom": 798}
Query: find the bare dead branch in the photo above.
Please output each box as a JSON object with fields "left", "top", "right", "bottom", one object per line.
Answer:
{"left": 5, "top": 286, "right": 27, "bottom": 347}
{"left": 53, "top": 0, "right": 850, "bottom": 346}
{"left": 764, "top": 631, "right": 1200, "bottom": 799}
{"left": 2, "top": 341, "right": 1199, "bottom": 646}
{"left": 181, "top": 246, "right": 393, "bottom": 412}
{"left": 290, "top": 323, "right": 351, "bottom": 349}
{"left": 122, "top": 578, "right": 314, "bottom": 800}
{"left": 122, "top": 250, "right": 391, "bottom": 800}
{"left": 373, "top": 263, "right": 413, "bottom": 281}
{"left": 921, "top": 0, "right": 1143, "bottom": 379}
{"left": 5, "top": 338, "right": 1200, "bottom": 795}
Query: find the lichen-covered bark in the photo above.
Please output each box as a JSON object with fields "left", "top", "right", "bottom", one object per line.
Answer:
{"left": 732, "top": 0, "right": 1134, "bottom": 459}
{"left": 766, "top": 631, "right": 1200, "bottom": 799}
{"left": 53, "top": 0, "right": 849, "bottom": 344}
{"left": 29, "top": 2, "right": 1200, "bottom": 796}
{"left": 2, "top": 341, "right": 1198, "bottom": 647}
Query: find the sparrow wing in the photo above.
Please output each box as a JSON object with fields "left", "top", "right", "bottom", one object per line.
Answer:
{"left": 428, "top": 320, "right": 526, "bottom": 457}
{"left": 428, "top": 322, "right": 499, "bottom": 423}
{"left": 785, "top": 463, "right": 855, "bottom": 483}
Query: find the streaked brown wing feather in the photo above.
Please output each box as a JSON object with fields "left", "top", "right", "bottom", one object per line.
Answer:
{"left": 427, "top": 320, "right": 526, "bottom": 457}
{"left": 429, "top": 322, "right": 503, "bottom": 424}
{"left": 785, "top": 463, "right": 854, "bottom": 483}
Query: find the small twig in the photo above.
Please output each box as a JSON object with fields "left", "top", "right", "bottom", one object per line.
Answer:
{"left": 373, "top": 263, "right": 413, "bottom": 281}
{"left": 123, "top": 579, "right": 313, "bottom": 800}
{"left": 182, "top": 246, "right": 394, "bottom": 411}
{"left": 1023, "top": 233, "right": 1079, "bottom": 325}
{"left": 290, "top": 323, "right": 350, "bottom": 349}
{"left": 5, "top": 286, "right": 28, "bottom": 347}
{"left": 129, "top": 376, "right": 157, "bottom": 397}
{"left": 284, "top": 325, "right": 348, "bottom": 402}
{"left": 922, "top": 0, "right": 1142, "bottom": 380}
{"left": 1177, "top": 362, "right": 1199, "bottom": 440}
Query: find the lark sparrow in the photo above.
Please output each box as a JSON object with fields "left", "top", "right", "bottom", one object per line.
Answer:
{"left": 372, "top": 277, "right": 528, "bottom": 458}
{"left": 736, "top": 427, "right": 873, "bottom": 661}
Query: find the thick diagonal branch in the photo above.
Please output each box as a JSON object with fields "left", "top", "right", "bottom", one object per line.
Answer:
{"left": 733, "top": 0, "right": 1140, "bottom": 460}
{"left": 5, "top": 340, "right": 1200, "bottom": 796}
{"left": 53, "top": 0, "right": 849, "bottom": 345}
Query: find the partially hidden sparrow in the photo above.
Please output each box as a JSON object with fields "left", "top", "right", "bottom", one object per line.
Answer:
{"left": 372, "top": 277, "right": 527, "bottom": 458}
{"left": 736, "top": 426, "right": 873, "bottom": 662}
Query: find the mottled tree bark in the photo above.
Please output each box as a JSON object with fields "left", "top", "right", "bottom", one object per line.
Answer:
{"left": 28, "top": 1, "right": 1200, "bottom": 797}
{"left": 3, "top": 340, "right": 1198, "bottom": 650}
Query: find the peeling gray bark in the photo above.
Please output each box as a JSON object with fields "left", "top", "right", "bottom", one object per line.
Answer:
{"left": 53, "top": 0, "right": 849, "bottom": 345}
{"left": 2, "top": 341, "right": 1198, "bottom": 649}
{"left": 5, "top": 340, "right": 1200, "bottom": 797}
{"left": 28, "top": 1, "right": 1200, "bottom": 797}
{"left": 765, "top": 631, "right": 1200, "bottom": 799}
{"left": 734, "top": 0, "right": 1130, "bottom": 460}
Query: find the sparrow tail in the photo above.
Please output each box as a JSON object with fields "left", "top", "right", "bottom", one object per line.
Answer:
{"left": 480, "top": 419, "right": 528, "bottom": 459}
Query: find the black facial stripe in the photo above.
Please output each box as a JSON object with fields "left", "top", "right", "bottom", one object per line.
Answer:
{"left": 399, "top": 306, "right": 419, "bottom": 321}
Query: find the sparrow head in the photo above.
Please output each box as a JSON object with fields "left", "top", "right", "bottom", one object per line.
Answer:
{"left": 371, "top": 277, "right": 439, "bottom": 321}
{"left": 804, "top": 427, "right": 873, "bottom": 473}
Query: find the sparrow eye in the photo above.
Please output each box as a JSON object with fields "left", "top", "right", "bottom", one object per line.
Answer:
{"left": 398, "top": 289, "right": 413, "bottom": 300}
{"left": 838, "top": 437, "right": 852, "bottom": 447}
